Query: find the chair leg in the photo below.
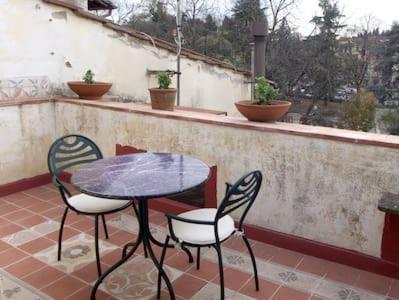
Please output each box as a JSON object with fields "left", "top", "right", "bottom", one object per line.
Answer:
{"left": 101, "top": 215, "right": 109, "bottom": 239}
{"left": 57, "top": 207, "right": 69, "bottom": 261}
{"left": 157, "top": 235, "right": 170, "bottom": 299}
{"left": 243, "top": 235, "right": 259, "bottom": 291}
{"left": 94, "top": 215, "right": 102, "bottom": 277}
{"left": 196, "top": 247, "right": 201, "bottom": 270}
{"left": 58, "top": 207, "right": 69, "bottom": 261}
{"left": 214, "top": 243, "right": 225, "bottom": 300}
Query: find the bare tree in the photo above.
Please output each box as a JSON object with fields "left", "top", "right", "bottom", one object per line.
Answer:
{"left": 265, "top": 0, "right": 296, "bottom": 34}
{"left": 107, "top": 0, "right": 146, "bottom": 24}
{"left": 342, "top": 14, "right": 380, "bottom": 92}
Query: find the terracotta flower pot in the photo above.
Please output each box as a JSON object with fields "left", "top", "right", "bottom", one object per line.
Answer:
{"left": 149, "top": 88, "right": 176, "bottom": 111}
{"left": 67, "top": 82, "right": 112, "bottom": 100}
{"left": 235, "top": 100, "right": 291, "bottom": 122}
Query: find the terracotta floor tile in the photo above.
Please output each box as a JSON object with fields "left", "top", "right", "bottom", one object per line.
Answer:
{"left": 252, "top": 242, "right": 280, "bottom": 261}
{"left": 187, "top": 258, "right": 220, "bottom": 281}
{"left": 270, "top": 248, "right": 304, "bottom": 268}
{"left": 223, "top": 236, "right": 249, "bottom": 252}
{"left": 324, "top": 261, "right": 361, "bottom": 285}
{"left": 71, "top": 261, "right": 100, "bottom": 283}
{"left": 388, "top": 279, "right": 399, "bottom": 299}
{"left": 23, "top": 266, "right": 65, "bottom": 288}
{"left": 296, "top": 255, "right": 329, "bottom": 277}
{"left": 271, "top": 286, "right": 311, "bottom": 300}
{"left": 354, "top": 270, "right": 392, "bottom": 295}
{"left": 0, "top": 222, "right": 24, "bottom": 238}
{"left": 41, "top": 275, "right": 86, "bottom": 298}
{"left": 28, "top": 201, "right": 56, "bottom": 214}
{"left": 0, "top": 203, "right": 20, "bottom": 215}
{"left": 0, "top": 247, "right": 27, "bottom": 267}
{"left": 65, "top": 285, "right": 111, "bottom": 300}
{"left": 40, "top": 206, "right": 65, "bottom": 219}
{"left": 149, "top": 212, "right": 167, "bottom": 225}
{"left": 171, "top": 273, "right": 207, "bottom": 299}
{"left": 69, "top": 217, "right": 95, "bottom": 232}
{"left": 11, "top": 195, "right": 43, "bottom": 208}
{"left": 2, "top": 192, "right": 32, "bottom": 203}
{"left": 45, "top": 226, "right": 80, "bottom": 241}
{"left": 3, "top": 208, "right": 34, "bottom": 221}
{"left": 5, "top": 256, "right": 46, "bottom": 278}
{"left": 102, "top": 248, "right": 124, "bottom": 266}
{"left": 0, "top": 240, "right": 11, "bottom": 252}
{"left": 16, "top": 214, "right": 48, "bottom": 228}
{"left": 0, "top": 216, "right": 10, "bottom": 227}
{"left": 22, "top": 186, "right": 51, "bottom": 197}
{"left": 165, "top": 252, "right": 194, "bottom": 272}
{"left": 210, "top": 266, "right": 252, "bottom": 291}
{"left": 239, "top": 277, "right": 280, "bottom": 299}
{"left": 108, "top": 229, "right": 137, "bottom": 247}
{"left": 37, "top": 190, "right": 61, "bottom": 201}
{"left": 18, "top": 237, "right": 55, "bottom": 254}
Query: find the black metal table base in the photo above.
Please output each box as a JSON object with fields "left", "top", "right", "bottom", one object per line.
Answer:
{"left": 90, "top": 201, "right": 176, "bottom": 300}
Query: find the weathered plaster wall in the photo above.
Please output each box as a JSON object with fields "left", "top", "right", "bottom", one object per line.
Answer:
{"left": 55, "top": 102, "right": 399, "bottom": 258}
{"left": 0, "top": 0, "right": 250, "bottom": 115}
{"left": 0, "top": 103, "right": 55, "bottom": 183}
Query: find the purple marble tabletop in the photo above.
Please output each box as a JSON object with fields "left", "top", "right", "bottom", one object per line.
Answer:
{"left": 71, "top": 153, "right": 210, "bottom": 200}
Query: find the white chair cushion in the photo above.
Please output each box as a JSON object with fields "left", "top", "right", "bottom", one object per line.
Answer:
{"left": 172, "top": 208, "right": 235, "bottom": 245}
{"left": 68, "top": 193, "right": 131, "bottom": 213}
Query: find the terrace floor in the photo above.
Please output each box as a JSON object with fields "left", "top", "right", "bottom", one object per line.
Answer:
{"left": 0, "top": 184, "right": 395, "bottom": 300}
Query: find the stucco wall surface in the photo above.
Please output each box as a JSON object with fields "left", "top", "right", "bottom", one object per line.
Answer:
{"left": 0, "top": 0, "right": 250, "bottom": 115}
{"left": 55, "top": 102, "right": 399, "bottom": 258}
{"left": 0, "top": 103, "right": 55, "bottom": 183}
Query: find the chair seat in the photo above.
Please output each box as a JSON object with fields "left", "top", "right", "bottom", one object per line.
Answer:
{"left": 172, "top": 208, "right": 235, "bottom": 245}
{"left": 68, "top": 193, "right": 131, "bottom": 213}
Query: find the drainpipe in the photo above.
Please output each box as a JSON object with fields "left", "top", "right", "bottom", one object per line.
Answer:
{"left": 251, "top": 21, "right": 268, "bottom": 78}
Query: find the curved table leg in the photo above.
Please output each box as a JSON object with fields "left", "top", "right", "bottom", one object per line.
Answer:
{"left": 91, "top": 229, "right": 142, "bottom": 300}
{"left": 141, "top": 202, "right": 175, "bottom": 299}
{"left": 90, "top": 200, "right": 175, "bottom": 300}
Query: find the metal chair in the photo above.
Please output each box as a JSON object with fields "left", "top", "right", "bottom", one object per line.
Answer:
{"left": 47, "top": 134, "right": 138, "bottom": 277}
{"left": 157, "top": 170, "right": 262, "bottom": 299}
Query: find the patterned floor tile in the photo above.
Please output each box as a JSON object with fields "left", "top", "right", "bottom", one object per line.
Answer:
{"left": 33, "top": 233, "right": 118, "bottom": 273}
{"left": 100, "top": 255, "right": 182, "bottom": 299}
{"left": 0, "top": 270, "right": 50, "bottom": 299}
{"left": 191, "top": 282, "right": 253, "bottom": 299}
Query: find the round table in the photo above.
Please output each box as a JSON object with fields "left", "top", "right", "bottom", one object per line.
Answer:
{"left": 71, "top": 152, "right": 210, "bottom": 300}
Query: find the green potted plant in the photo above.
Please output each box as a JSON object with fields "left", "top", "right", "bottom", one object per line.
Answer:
{"left": 148, "top": 72, "right": 176, "bottom": 111}
{"left": 235, "top": 77, "right": 291, "bottom": 122}
{"left": 67, "top": 69, "right": 112, "bottom": 100}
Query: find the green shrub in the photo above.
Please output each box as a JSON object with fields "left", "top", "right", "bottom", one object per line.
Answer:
{"left": 158, "top": 72, "right": 172, "bottom": 89}
{"left": 83, "top": 69, "right": 95, "bottom": 84}
{"left": 342, "top": 90, "right": 376, "bottom": 132}
{"left": 381, "top": 109, "right": 399, "bottom": 135}
{"left": 255, "top": 77, "right": 277, "bottom": 105}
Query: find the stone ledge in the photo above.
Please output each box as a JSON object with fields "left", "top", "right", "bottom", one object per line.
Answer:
{"left": 56, "top": 98, "right": 399, "bottom": 150}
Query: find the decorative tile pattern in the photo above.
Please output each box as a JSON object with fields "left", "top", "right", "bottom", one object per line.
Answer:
{"left": 0, "top": 270, "right": 50, "bottom": 299}
{"left": 101, "top": 255, "right": 182, "bottom": 299}
{"left": 1, "top": 220, "right": 59, "bottom": 247}
{"left": 0, "top": 76, "right": 49, "bottom": 100}
{"left": 192, "top": 282, "right": 253, "bottom": 300}
{"left": 33, "top": 233, "right": 117, "bottom": 274}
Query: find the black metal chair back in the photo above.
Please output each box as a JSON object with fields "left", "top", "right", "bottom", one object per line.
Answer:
{"left": 215, "top": 170, "right": 262, "bottom": 231}
{"left": 47, "top": 134, "right": 103, "bottom": 197}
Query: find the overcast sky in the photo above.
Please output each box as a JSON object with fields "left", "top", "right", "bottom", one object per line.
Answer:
{"left": 292, "top": 0, "right": 399, "bottom": 35}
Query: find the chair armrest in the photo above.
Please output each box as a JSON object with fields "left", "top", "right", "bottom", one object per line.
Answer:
{"left": 165, "top": 213, "right": 215, "bottom": 226}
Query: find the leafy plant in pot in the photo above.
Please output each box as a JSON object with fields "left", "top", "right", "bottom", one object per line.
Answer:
{"left": 67, "top": 70, "right": 112, "bottom": 100}
{"left": 148, "top": 72, "right": 176, "bottom": 111}
{"left": 235, "top": 77, "right": 291, "bottom": 122}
